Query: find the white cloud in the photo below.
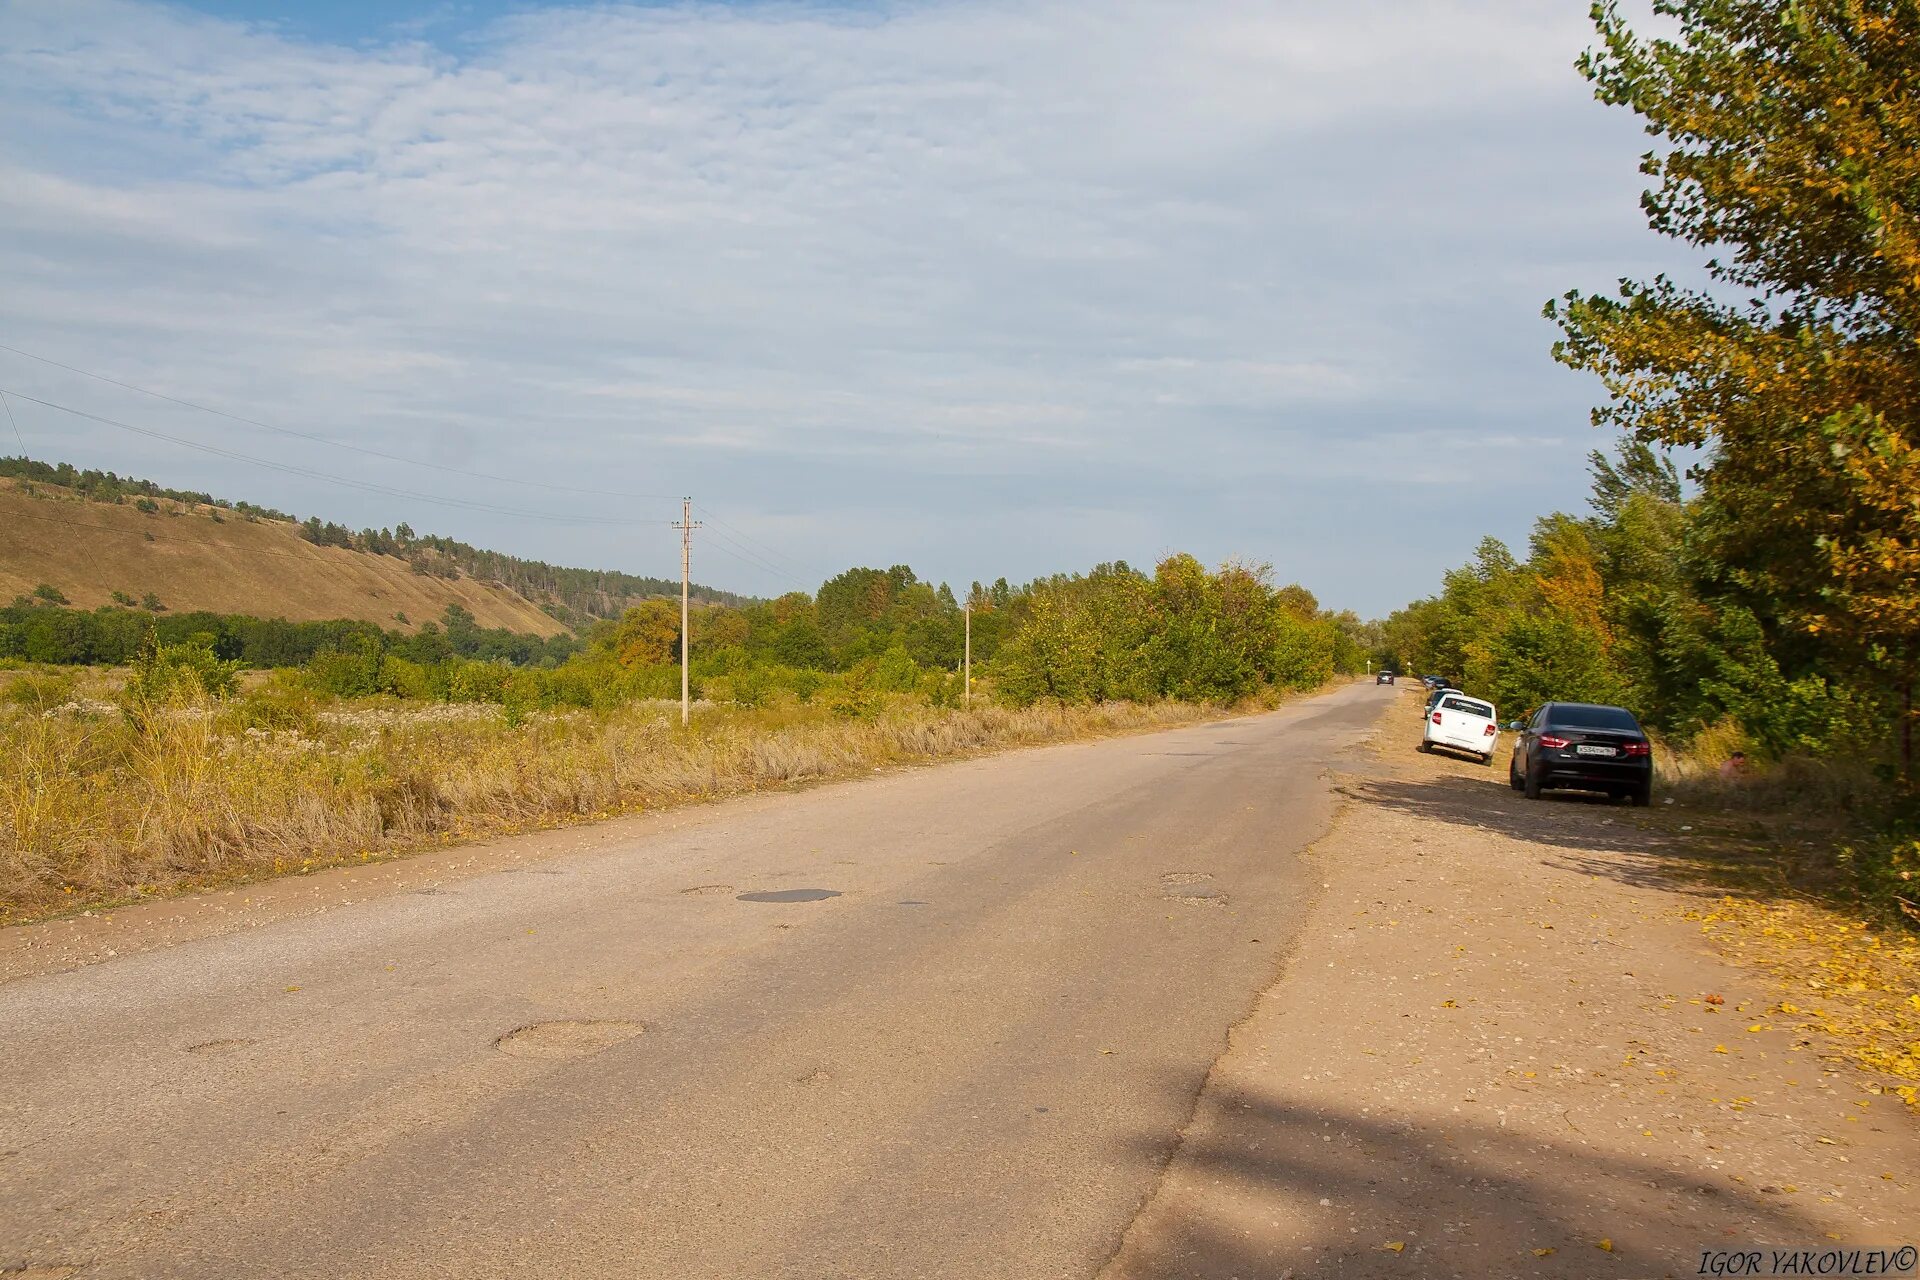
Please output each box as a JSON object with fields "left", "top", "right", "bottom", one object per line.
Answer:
{"left": 0, "top": 0, "right": 1688, "bottom": 612}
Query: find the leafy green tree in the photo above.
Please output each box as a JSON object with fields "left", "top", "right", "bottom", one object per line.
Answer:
{"left": 1550, "top": 0, "right": 1920, "bottom": 775}
{"left": 1484, "top": 612, "right": 1622, "bottom": 717}
{"left": 771, "top": 618, "right": 831, "bottom": 669}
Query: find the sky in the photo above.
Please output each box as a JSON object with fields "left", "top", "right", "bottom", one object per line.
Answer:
{"left": 0, "top": 0, "right": 1688, "bottom": 616}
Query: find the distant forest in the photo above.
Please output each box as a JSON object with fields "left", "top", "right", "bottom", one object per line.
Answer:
{"left": 0, "top": 456, "right": 750, "bottom": 623}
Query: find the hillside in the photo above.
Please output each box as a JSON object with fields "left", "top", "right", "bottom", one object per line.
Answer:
{"left": 0, "top": 477, "right": 570, "bottom": 636}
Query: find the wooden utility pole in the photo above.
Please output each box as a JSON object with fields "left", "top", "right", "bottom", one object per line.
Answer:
{"left": 674, "top": 497, "right": 701, "bottom": 727}
{"left": 964, "top": 603, "right": 971, "bottom": 708}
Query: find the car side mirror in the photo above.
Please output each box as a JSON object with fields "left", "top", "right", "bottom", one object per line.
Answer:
{"left": 1504, "top": 721, "right": 1524, "bottom": 732}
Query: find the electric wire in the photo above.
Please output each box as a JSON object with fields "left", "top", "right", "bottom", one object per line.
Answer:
{"left": 0, "top": 342, "right": 685, "bottom": 502}
{"left": 697, "top": 525, "right": 812, "bottom": 589}
{"left": 1, "top": 387, "right": 675, "bottom": 527}
{"left": 693, "top": 502, "right": 811, "bottom": 577}
{"left": 697, "top": 522, "right": 796, "bottom": 580}
{"left": 0, "top": 355, "right": 814, "bottom": 597}
{"left": 1, "top": 390, "right": 23, "bottom": 452}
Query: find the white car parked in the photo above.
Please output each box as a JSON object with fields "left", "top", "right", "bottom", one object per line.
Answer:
{"left": 1423, "top": 692, "right": 1499, "bottom": 764}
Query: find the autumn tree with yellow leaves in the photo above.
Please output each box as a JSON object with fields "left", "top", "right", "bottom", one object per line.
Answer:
{"left": 1548, "top": 0, "right": 1920, "bottom": 779}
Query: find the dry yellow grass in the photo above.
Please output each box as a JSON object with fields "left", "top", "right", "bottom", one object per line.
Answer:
{"left": 0, "top": 478, "right": 565, "bottom": 635}
{"left": 1, "top": 693, "right": 1220, "bottom": 924}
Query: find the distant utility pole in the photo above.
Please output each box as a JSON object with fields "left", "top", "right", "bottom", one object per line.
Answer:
{"left": 964, "top": 603, "right": 972, "bottom": 709}
{"left": 674, "top": 497, "right": 701, "bottom": 727}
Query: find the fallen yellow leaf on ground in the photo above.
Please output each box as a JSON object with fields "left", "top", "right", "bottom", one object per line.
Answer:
{"left": 1379, "top": 1241, "right": 1405, "bottom": 1253}
{"left": 1533, "top": 1247, "right": 1556, "bottom": 1257}
{"left": 1596, "top": 1239, "right": 1614, "bottom": 1252}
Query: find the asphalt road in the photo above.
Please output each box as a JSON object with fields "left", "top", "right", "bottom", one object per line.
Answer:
{"left": 2, "top": 682, "right": 1389, "bottom": 1279}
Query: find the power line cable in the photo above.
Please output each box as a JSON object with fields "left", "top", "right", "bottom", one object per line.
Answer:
{"left": 0, "top": 342, "right": 685, "bottom": 501}
{"left": 694, "top": 501, "right": 813, "bottom": 578}
{"left": 0, "top": 391, "right": 24, "bottom": 452}
{"left": 697, "top": 526, "right": 811, "bottom": 589}
{"left": 1, "top": 387, "right": 675, "bottom": 527}
{"left": 696, "top": 525, "right": 801, "bottom": 584}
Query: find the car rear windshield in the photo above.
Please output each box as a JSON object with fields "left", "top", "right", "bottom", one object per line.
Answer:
{"left": 1546, "top": 704, "right": 1640, "bottom": 732}
{"left": 1440, "top": 697, "right": 1493, "bottom": 718}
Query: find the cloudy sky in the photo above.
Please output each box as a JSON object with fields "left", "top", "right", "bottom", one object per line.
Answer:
{"left": 0, "top": 0, "right": 1685, "bottom": 615}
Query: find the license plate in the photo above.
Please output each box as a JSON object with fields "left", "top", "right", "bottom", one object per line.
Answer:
{"left": 1575, "top": 744, "right": 1616, "bottom": 757}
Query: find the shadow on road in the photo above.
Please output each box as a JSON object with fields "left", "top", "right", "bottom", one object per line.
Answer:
{"left": 1336, "top": 763, "right": 1738, "bottom": 898}
{"left": 1108, "top": 1081, "right": 1828, "bottom": 1279}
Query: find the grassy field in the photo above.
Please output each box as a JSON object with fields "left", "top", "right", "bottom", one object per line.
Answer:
{"left": 0, "top": 477, "right": 565, "bottom": 635}
{"left": 1, "top": 676, "right": 1230, "bottom": 925}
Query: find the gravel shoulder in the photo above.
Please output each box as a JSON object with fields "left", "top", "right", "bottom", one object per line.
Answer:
{"left": 1104, "top": 687, "right": 1920, "bottom": 1280}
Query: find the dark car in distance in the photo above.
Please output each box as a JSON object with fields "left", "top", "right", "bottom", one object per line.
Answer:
{"left": 1376, "top": 670, "right": 1395, "bottom": 685}
{"left": 1508, "top": 702, "right": 1653, "bottom": 806}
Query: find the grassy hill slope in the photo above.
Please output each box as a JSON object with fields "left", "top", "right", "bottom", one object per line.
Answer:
{"left": 0, "top": 478, "right": 569, "bottom": 636}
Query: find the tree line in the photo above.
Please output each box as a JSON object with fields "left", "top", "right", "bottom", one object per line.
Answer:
{"left": 1, "top": 454, "right": 745, "bottom": 623}
{"left": 0, "top": 456, "right": 290, "bottom": 520}
{"left": 7, "top": 552, "right": 1370, "bottom": 715}
{"left": 0, "top": 600, "right": 580, "bottom": 670}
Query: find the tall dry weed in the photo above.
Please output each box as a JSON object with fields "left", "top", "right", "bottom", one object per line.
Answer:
{"left": 1, "top": 694, "right": 1218, "bottom": 923}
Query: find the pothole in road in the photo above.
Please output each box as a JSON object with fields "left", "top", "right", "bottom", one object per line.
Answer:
{"left": 737, "top": 888, "right": 842, "bottom": 903}
{"left": 797, "top": 1068, "right": 832, "bottom": 1086}
{"left": 680, "top": 884, "right": 734, "bottom": 896}
{"left": 494, "top": 1019, "right": 645, "bottom": 1060}
{"left": 1160, "top": 871, "right": 1214, "bottom": 886}
{"left": 1165, "top": 886, "right": 1229, "bottom": 906}
{"left": 184, "top": 1037, "right": 255, "bottom": 1055}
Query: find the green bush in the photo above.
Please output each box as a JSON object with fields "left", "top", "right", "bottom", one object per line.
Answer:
{"left": 3, "top": 672, "right": 77, "bottom": 712}
{"left": 377, "top": 655, "right": 434, "bottom": 700}
{"left": 224, "top": 673, "right": 320, "bottom": 733}
{"left": 445, "top": 659, "right": 512, "bottom": 704}
{"left": 305, "top": 643, "right": 383, "bottom": 698}
{"left": 125, "top": 634, "right": 239, "bottom": 703}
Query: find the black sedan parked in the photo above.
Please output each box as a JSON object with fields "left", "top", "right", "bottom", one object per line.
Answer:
{"left": 1508, "top": 702, "right": 1653, "bottom": 806}
{"left": 1376, "top": 670, "right": 1395, "bottom": 685}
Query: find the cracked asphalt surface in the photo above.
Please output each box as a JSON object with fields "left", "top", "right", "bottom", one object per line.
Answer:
{"left": 1, "top": 681, "right": 1388, "bottom": 1278}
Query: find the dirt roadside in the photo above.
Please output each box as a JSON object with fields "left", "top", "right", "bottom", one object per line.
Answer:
{"left": 1103, "top": 692, "right": 1919, "bottom": 1280}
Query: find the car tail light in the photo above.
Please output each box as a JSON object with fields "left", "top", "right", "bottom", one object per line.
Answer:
{"left": 1623, "top": 741, "right": 1651, "bottom": 758}
{"left": 1483, "top": 723, "right": 1496, "bottom": 736}
{"left": 1431, "top": 712, "right": 1443, "bottom": 725}
{"left": 1538, "top": 734, "right": 1570, "bottom": 749}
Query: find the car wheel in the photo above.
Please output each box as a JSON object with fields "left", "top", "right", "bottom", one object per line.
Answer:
{"left": 1522, "top": 765, "right": 1543, "bottom": 800}
{"left": 1508, "top": 760, "right": 1523, "bottom": 791}
{"left": 1417, "top": 740, "right": 1430, "bottom": 753}
{"left": 1481, "top": 752, "right": 1494, "bottom": 766}
{"left": 1628, "top": 782, "right": 1652, "bottom": 807}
